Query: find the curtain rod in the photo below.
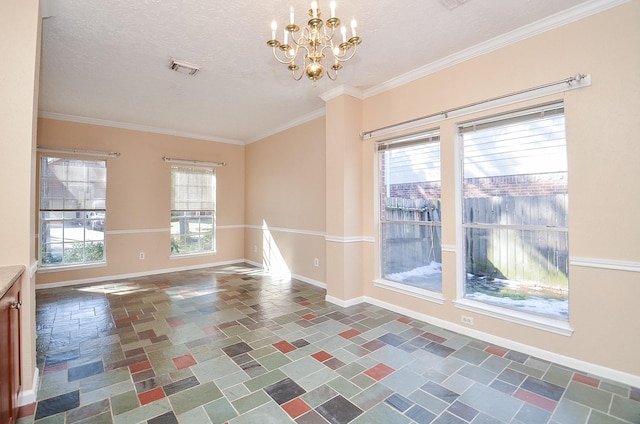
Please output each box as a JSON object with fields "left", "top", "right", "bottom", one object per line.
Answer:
{"left": 163, "top": 156, "right": 226, "bottom": 167}
{"left": 37, "top": 146, "right": 120, "bottom": 158}
{"left": 360, "top": 73, "right": 590, "bottom": 140}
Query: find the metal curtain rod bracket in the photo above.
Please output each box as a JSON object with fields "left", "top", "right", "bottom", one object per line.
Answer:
{"left": 37, "top": 146, "right": 121, "bottom": 158}
{"left": 162, "top": 156, "right": 226, "bottom": 167}
{"left": 360, "top": 73, "right": 590, "bottom": 139}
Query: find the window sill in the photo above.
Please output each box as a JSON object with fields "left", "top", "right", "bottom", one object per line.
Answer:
{"left": 453, "top": 298, "right": 574, "bottom": 336}
{"left": 373, "top": 279, "right": 445, "bottom": 305}
{"left": 37, "top": 262, "right": 107, "bottom": 273}
{"left": 169, "top": 250, "right": 216, "bottom": 259}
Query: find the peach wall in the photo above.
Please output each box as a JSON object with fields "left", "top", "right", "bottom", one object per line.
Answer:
{"left": 324, "top": 94, "right": 368, "bottom": 301}
{"left": 325, "top": 95, "right": 365, "bottom": 238}
{"left": 8, "top": 0, "right": 638, "bottom": 402}
{"left": 36, "top": 118, "right": 245, "bottom": 285}
{"left": 0, "top": 3, "right": 39, "bottom": 269}
{"left": 244, "top": 117, "right": 326, "bottom": 284}
{"left": 0, "top": 0, "right": 41, "bottom": 401}
{"left": 359, "top": 2, "right": 640, "bottom": 380}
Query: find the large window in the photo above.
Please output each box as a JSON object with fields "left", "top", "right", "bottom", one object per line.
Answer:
{"left": 378, "top": 131, "right": 442, "bottom": 292}
{"left": 39, "top": 156, "right": 106, "bottom": 267}
{"left": 460, "top": 103, "right": 568, "bottom": 319}
{"left": 170, "top": 166, "right": 216, "bottom": 255}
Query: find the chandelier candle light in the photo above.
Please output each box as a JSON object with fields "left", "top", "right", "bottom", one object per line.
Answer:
{"left": 267, "top": 1, "right": 361, "bottom": 85}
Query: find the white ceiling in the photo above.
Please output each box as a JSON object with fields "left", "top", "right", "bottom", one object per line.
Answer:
{"left": 38, "top": 0, "right": 611, "bottom": 144}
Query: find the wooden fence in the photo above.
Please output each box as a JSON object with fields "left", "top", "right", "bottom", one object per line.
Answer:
{"left": 381, "top": 198, "right": 441, "bottom": 275}
{"left": 464, "top": 194, "right": 568, "bottom": 286}
{"left": 382, "top": 194, "right": 568, "bottom": 287}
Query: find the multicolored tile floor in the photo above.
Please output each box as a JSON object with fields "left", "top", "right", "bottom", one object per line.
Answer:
{"left": 19, "top": 264, "right": 640, "bottom": 424}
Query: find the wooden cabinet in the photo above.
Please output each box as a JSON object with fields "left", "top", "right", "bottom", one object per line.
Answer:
{"left": 0, "top": 276, "right": 22, "bottom": 424}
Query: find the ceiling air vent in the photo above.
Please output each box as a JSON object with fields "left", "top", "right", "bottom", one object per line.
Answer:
{"left": 169, "top": 58, "right": 200, "bottom": 76}
{"left": 438, "top": 0, "right": 470, "bottom": 10}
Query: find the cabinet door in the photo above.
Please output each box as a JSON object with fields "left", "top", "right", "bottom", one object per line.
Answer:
{"left": 0, "top": 282, "right": 21, "bottom": 424}
{"left": 10, "top": 282, "right": 21, "bottom": 424}
{"left": 0, "top": 288, "right": 13, "bottom": 424}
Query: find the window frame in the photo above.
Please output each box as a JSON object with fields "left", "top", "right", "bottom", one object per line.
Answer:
{"left": 374, "top": 129, "right": 445, "bottom": 304}
{"left": 38, "top": 155, "right": 107, "bottom": 270}
{"left": 169, "top": 165, "right": 216, "bottom": 257}
{"left": 453, "top": 102, "right": 573, "bottom": 335}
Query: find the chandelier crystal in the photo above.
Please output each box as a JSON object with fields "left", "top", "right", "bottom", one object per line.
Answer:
{"left": 267, "top": 1, "right": 361, "bottom": 86}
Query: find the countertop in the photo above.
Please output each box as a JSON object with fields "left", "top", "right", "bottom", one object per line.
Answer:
{"left": 0, "top": 265, "right": 25, "bottom": 298}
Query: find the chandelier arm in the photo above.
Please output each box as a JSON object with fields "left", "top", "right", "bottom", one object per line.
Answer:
{"left": 296, "top": 44, "right": 313, "bottom": 67}
{"left": 292, "top": 68, "right": 305, "bottom": 81}
{"left": 298, "top": 26, "right": 312, "bottom": 45}
{"left": 300, "top": 43, "right": 312, "bottom": 55}
{"left": 319, "top": 44, "right": 334, "bottom": 58}
{"left": 271, "top": 47, "right": 295, "bottom": 65}
{"left": 319, "top": 26, "right": 333, "bottom": 43}
{"left": 326, "top": 59, "right": 338, "bottom": 80}
{"left": 334, "top": 43, "right": 358, "bottom": 63}
{"left": 290, "top": 31, "right": 307, "bottom": 48}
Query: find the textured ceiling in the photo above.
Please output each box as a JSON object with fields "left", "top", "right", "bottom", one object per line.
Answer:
{"left": 39, "top": 0, "right": 605, "bottom": 144}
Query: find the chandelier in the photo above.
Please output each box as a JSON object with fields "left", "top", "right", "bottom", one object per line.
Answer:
{"left": 267, "top": 1, "right": 361, "bottom": 86}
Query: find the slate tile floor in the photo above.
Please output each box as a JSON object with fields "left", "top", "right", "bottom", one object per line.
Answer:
{"left": 19, "top": 264, "right": 640, "bottom": 424}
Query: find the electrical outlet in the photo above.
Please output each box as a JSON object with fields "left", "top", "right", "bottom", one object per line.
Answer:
{"left": 461, "top": 315, "right": 474, "bottom": 325}
{"left": 139, "top": 252, "right": 145, "bottom": 260}
{"left": 314, "top": 258, "right": 320, "bottom": 267}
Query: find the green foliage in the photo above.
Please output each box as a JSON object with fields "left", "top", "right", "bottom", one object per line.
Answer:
{"left": 64, "top": 243, "right": 83, "bottom": 263}
{"left": 171, "top": 231, "right": 213, "bottom": 255}
{"left": 171, "top": 237, "right": 180, "bottom": 253}
{"left": 85, "top": 241, "right": 104, "bottom": 261}
{"left": 201, "top": 232, "right": 213, "bottom": 250}
{"left": 63, "top": 241, "right": 104, "bottom": 263}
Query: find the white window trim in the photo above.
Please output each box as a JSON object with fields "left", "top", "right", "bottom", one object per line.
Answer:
{"left": 376, "top": 129, "right": 444, "bottom": 296}
{"left": 39, "top": 156, "right": 108, "bottom": 268}
{"left": 454, "top": 103, "right": 571, "bottom": 334}
{"left": 37, "top": 261, "right": 108, "bottom": 273}
{"left": 169, "top": 250, "right": 217, "bottom": 259}
{"left": 170, "top": 165, "right": 216, "bottom": 256}
{"left": 453, "top": 298, "right": 573, "bottom": 336}
{"left": 373, "top": 278, "right": 445, "bottom": 304}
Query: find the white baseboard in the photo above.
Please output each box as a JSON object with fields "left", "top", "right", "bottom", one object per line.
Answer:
{"left": 243, "top": 260, "right": 327, "bottom": 289}
{"left": 18, "top": 367, "right": 39, "bottom": 406}
{"left": 358, "top": 295, "right": 640, "bottom": 389}
{"left": 35, "top": 257, "right": 327, "bottom": 292}
{"left": 326, "top": 295, "right": 366, "bottom": 308}
{"left": 243, "top": 259, "right": 262, "bottom": 268}
{"left": 32, "top": 260, "right": 639, "bottom": 388}
{"left": 256, "top": 264, "right": 617, "bottom": 391}
{"left": 291, "top": 273, "right": 326, "bottom": 289}
{"left": 35, "top": 259, "right": 246, "bottom": 290}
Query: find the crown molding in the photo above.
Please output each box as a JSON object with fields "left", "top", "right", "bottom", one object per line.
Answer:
{"left": 38, "top": 1, "right": 629, "bottom": 145}
{"left": 245, "top": 107, "right": 326, "bottom": 144}
{"left": 320, "top": 84, "right": 365, "bottom": 102}
{"left": 364, "top": 0, "right": 631, "bottom": 98}
{"left": 247, "top": 84, "right": 365, "bottom": 143}
{"left": 38, "top": 111, "right": 245, "bottom": 146}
